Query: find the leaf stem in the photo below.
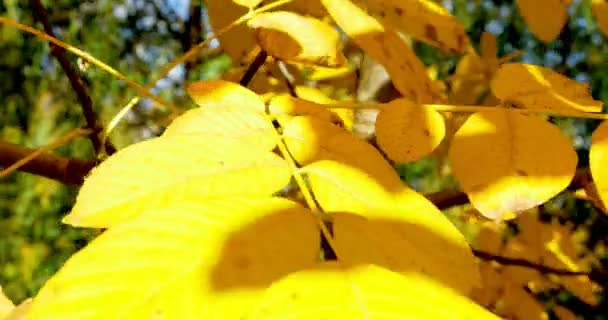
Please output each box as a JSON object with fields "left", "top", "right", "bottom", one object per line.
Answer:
{"left": 240, "top": 50, "right": 268, "bottom": 86}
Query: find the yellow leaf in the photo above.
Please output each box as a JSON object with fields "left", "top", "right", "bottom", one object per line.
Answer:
{"left": 501, "top": 282, "right": 548, "bottom": 320}
{"left": 295, "top": 86, "right": 355, "bottom": 130}
{"left": 268, "top": 94, "right": 342, "bottom": 126}
{"left": 222, "top": 65, "right": 288, "bottom": 95}
{"left": 348, "top": 0, "right": 469, "bottom": 53}
{"left": 64, "top": 136, "right": 291, "bottom": 228}
{"left": 206, "top": 0, "right": 256, "bottom": 64}
{"left": 247, "top": 11, "right": 346, "bottom": 67}
{"left": 517, "top": 0, "right": 569, "bottom": 43}
{"left": 375, "top": 98, "right": 446, "bottom": 163}
{"left": 186, "top": 80, "right": 266, "bottom": 112}
{"left": 322, "top": 0, "right": 442, "bottom": 103}
{"left": 232, "top": 0, "right": 262, "bottom": 8}
{"left": 593, "top": 0, "right": 608, "bottom": 37}
{"left": 448, "top": 109, "right": 578, "bottom": 220}
{"left": 553, "top": 305, "right": 577, "bottom": 320}
{"left": 29, "top": 198, "right": 320, "bottom": 320}
{"left": 0, "top": 287, "right": 14, "bottom": 318}
{"left": 282, "top": 116, "right": 402, "bottom": 187}
{"left": 591, "top": 120, "right": 608, "bottom": 211}
{"left": 244, "top": 263, "right": 498, "bottom": 320}
{"left": 2, "top": 299, "right": 31, "bottom": 320}
{"left": 262, "top": 0, "right": 327, "bottom": 17}
{"left": 492, "top": 63, "right": 603, "bottom": 113}
{"left": 300, "top": 160, "right": 480, "bottom": 294}
{"left": 163, "top": 106, "right": 276, "bottom": 151}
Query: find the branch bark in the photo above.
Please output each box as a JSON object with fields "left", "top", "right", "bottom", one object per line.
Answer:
{"left": 0, "top": 141, "right": 96, "bottom": 185}
{"left": 30, "top": 0, "right": 115, "bottom": 156}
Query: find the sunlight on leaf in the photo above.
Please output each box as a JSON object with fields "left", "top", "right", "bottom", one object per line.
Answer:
{"left": 268, "top": 94, "right": 342, "bottom": 126}
{"left": 295, "top": 86, "right": 355, "bottom": 131}
{"left": 163, "top": 106, "right": 276, "bottom": 151}
{"left": 64, "top": 135, "right": 291, "bottom": 228}
{"left": 593, "top": 0, "right": 608, "bottom": 37}
{"left": 30, "top": 198, "right": 320, "bottom": 320}
{"left": 0, "top": 286, "right": 15, "bottom": 318}
{"left": 449, "top": 109, "right": 577, "bottom": 220}
{"left": 376, "top": 98, "right": 446, "bottom": 163}
{"left": 516, "top": 0, "right": 570, "bottom": 43}
{"left": 491, "top": 63, "right": 603, "bottom": 113}
{"left": 322, "top": 0, "right": 442, "bottom": 103}
{"left": 244, "top": 263, "right": 497, "bottom": 320}
{"left": 248, "top": 11, "right": 346, "bottom": 67}
{"left": 590, "top": 120, "right": 608, "bottom": 212}
{"left": 186, "top": 80, "right": 266, "bottom": 111}
{"left": 300, "top": 160, "right": 481, "bottom": 294}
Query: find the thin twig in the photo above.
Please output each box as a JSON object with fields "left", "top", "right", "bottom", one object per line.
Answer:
{"left": 30, "top": 0, "right": 115, "bottom": 156}
{"left": 240, "top": 50, "right": 268, "bottom": 86}
{"left": 277, "top": 60, "right": 297, "bottom": 97}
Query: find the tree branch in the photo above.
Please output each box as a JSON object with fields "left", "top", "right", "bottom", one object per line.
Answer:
{"left": 30, "top": 0, "right": 115, "bottom": 156}
{"left": 239, "top": 50, "right": 268, "bottom": 87}
{"left": 0, "top": 141, "right": 96, "bottom": 185}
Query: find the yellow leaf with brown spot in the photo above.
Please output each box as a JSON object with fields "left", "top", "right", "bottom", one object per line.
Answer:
{"left": 491, "top": 63, "right": 603, "bottom": 113}
{"left": 591, "top": 121, "right": 608, "bottom": 212}
{"left": 322, "top": 0, "right": 442, "bottom": 103}
{"left": 593, "top": 0, "right": 608, "bottom": 37}
{"left": 448, "top": 109, "right": 577, "bottom": 220}
{"left": 348, "top": 0, "right": 469, "bottom": 53}
{"left": 248, "top": 11, "right": 346, "bottom": 67}
{"left": 376, "top": 98, "right": 446, "bottom": 163}
{"left": 244, "top": 263, "right": 498, "bottom": 320}
{"left": 517, "top": 0, "right": 570, "bottom": 43}
{"left": 268, "top": 94, "right": 342, "bottom": 127}
{"left": 186, "top": 80, "right": 266, "bottom": 112}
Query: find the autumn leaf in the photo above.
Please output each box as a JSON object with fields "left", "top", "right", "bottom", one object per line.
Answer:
{"left": 322, "top": 0, "right": 442, "bottom": 103}
{"left": 375, "top": 98, "right": 446, "bottom": 163}
{"left": 593, "top": 0, "right": 608, "bottom": 37}
{"left": 590, "top": 120, "right": 608, "bottom": 211}
{"left": 232, "top": 0, "right": 262, "bottom": 8}
{"left": 29, "top": 198, "right": 320, "bottom": 320}
{"left": 268, "top": 93, "right": 342, "bottom": 126}
{"left": 448, "top": 109, "right": 577, "bottom": 220}
{"left": 244, "top": 263, "right": 497, "bottom": 320}
{"left": 64, "top": 135, "right": 291, "bottom": 228}
{"left": 517, "top": 0, "right": 570, "bottom": 43}
{"left": 294, "top": 86, "right": 355, "bottom": 131}
{"left": 186, "top": 80, "right": 266, "bottom": 111}
{"left": 206, "top": 0, "right": 256, "bottom": 64}
{"left": 491, "top": 63, "right": 603, "bottom": 113}
{"left": 248, "top": 11, "right": 346, "bottom": 67}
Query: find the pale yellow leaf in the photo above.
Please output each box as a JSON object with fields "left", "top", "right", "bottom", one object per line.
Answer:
{"left": 282, "top": 115, "right": 402, "bottom": 187}
{"left": 593, "top": 0, "right": 608, "bottom": 37}
{"left": 2, "top": 299, "right": 31, "bottom": 320}
{"left": 64, "top": 136, "right": 290, "bottom": 228}
{"left": 322, "top": 0, "right": 442, "bottom": 103}
{"left": 0, "top": 287, "right": 14, "bottom": 318}
{"left": 300, "top": 160, "right": 480, "bottom": 294}
{"left": 206, "top": 0, "right": 256, "bottom": 64}
{"left": 163, "top": 106, "right": 276, "bottom": 151}
{"left": 29, "top": 198, "right": 320, "bottom": 320}
{"left": 268, "top": 94, "right": 342, "bottom": 126}
{"left": 517, "top": 0, "right": 569, "bottom": 43}
{"left": 349, "top": 0, "right": 470, "bottom": 53}
{"left": 232, "top": 0, "right": 262, "bottom": 8}
{"left": 244, "top": 263, "right": 498, "bottom": 320}
{"left": 375, "top": 98, "right": 446, "bottom": 163}
{"left": 492, "top": 63, "right": 603, "bottom": 113}
{"left": 248, "top": 11, "right": 346, "bottom": 67}
{"left": 186, "top": 80, "right": 266, "bottom": 112}
{"left": 591, "top": 120, "right": 608, "bottom": 212}
{"left": 448, "top": 109, "right": 578, "bottom": 220}
{"left": 295, "top": 86, "right": 355, "bottom": 131}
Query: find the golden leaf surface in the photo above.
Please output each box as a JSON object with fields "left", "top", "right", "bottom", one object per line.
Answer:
{"left": 375, "top": 98, "right": 446, "bottom": 163}
{"left": 29, "top": 198, "right": 320, "bottom": 320}
{"left": 206, "top": 0, "right": 255, "bottom": 64}
{"left": 295, "top": 86, "right": 355, "bottom": 131}
{"left": 64, "top": 135, "right": 291, "bottom": 228}
{"left": 247, "top": 11, "right": 346, "bottom": 67}
{"left": 448, "top": 109, "right": 577, "bottom": 220}
{"left": 349, "top": 0, "right": 470, "bottom": 53}
{"left": 0, "top": 287, "right": 14, "bottom": 318}
{"left": 300, "top": 160, "right": 480, "bottom": 294}
{"left": 593, "top": 0, "right": 608, "bottom": 36}
{"left": 322, "top": 0, "right": 442, "bottom": 103}
{"left": 282, "top": 115, "right": 402, "bottom": 187}
{"left": 2, "top": 299, "right": 31, "bottom": 320}
{"left": 243, "top": 263, "right": 498, "bottom": 320}
{"left": 163, "top": 106, "right": 276, "bottom": 151}
{"left": 268, "top": 94, "right": 342, "bottom": 127}
{"left": 186, "top": 80, "right": 266, "bottom": 111}
{"left": 590, "top": 120, "right": 608, "bottom": 211}
{"left": 517, "top": 0, "right": 570, "bottom": 43}
{"left": 491, "top": 63, "right": 603, "bottom": 113}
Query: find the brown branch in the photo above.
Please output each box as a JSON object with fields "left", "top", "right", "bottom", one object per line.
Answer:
{"left": 30, "top": 0, "right": 115, "bottom": 156}
{"left": 240, "top": 50, "right": 268, "bottom": 87}
{"left": 427, "top": 168, "right": 592, "bottom": 210}
{"left": 0, "top": 141, "right": 96, "bottom": 185}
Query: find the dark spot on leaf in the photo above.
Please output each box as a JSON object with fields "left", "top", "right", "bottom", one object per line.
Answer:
{"left": 394, "top": 7, "right": 403, "bottom": 16}
{"left": 423, "top": 129, "right": 431, "bottom": 137}
{"left": 233, "top": 255, "right": 251, "bottom": 269}
{"left": 425, "top": 24, "right": 438, "bottom": 42}
{"left": 516, "top": 169, "right": 528, "bottom": 177}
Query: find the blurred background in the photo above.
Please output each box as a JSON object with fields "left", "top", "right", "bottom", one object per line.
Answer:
{"left": 1, "top": 0, "right": 607, "bottom": 318}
